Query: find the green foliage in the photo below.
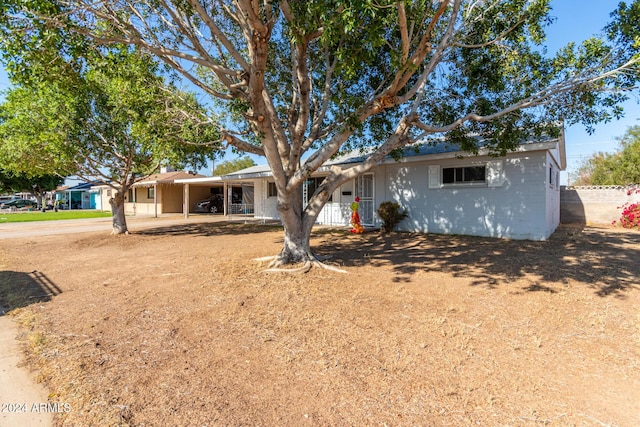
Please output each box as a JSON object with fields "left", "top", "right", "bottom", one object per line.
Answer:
{"left": 376, "top": 201, "right": 408, "bottom": 233}
{"left": 572, "top": 125, "right": 640, "bottom": 185}
{"left": 0, "top": 45, "right": 221, "bottom": 187}
{"left": 1, "top": 1, "right": 637, "bottom": 161}
{"left": 0, "top": 169, "right": 64, "bottom": 207}
{"left": 213, "top": 156, "right": 256, "bottom": 176}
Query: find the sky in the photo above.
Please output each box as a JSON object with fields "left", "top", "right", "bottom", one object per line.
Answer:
{"left": 0, "top": 0, "right": 638, "bottom": 185}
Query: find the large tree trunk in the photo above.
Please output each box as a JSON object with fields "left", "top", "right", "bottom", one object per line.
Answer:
{"left": 109, "top": 191, "right": 129, "bottom": 235}
{"left": 274, "top": 190, "right": 316, "bottom": 265}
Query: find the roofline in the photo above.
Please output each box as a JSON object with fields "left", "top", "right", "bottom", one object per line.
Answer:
{"left": 174, "top": 176, "right": 224, "bottom": 184}
{"left": 316, "top": 139, "right": 563, "bottom": 171}
{"left": 173, "top": 138, "right": 565, "bottom": 182}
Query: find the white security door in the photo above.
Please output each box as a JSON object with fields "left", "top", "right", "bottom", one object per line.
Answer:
{"left": 355, "top": 173, "right": 374, "bottom": 226}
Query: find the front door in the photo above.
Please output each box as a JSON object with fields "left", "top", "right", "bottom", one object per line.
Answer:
{"left": 355, "top": 174, "right": 374, "bottom": 226}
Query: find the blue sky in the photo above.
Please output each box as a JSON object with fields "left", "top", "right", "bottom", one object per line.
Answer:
{"left": 0, "top": 0, "right": 638, "bottom": 184}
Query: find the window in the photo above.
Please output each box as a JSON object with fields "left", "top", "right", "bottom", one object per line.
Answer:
{"left": 267, "top": 182, "right": 278, "bottom": 198}
{"left": 127, "top": 188, "right": 136, "bottom": 202}
{"left": 303, "top": 177, "right": 332, "bottom": 203}
{"left": 147, "top": 187, "right": 155, "bottom": 199}
{"left": 442, "top": 166, "right": 486, "bottom": 184}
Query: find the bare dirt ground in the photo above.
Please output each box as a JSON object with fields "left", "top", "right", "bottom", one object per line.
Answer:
{"left": 1, "top": 222, "right": 639, "bottom": 426}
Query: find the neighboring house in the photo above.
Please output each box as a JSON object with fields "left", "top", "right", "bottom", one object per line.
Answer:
{"left": 124, "top": 170, "right": 206, "bottom": 216}
{"left": 206, "top": 133, "right": 566, "bottom": 240}
{"left": 55, "top": 182, "right": 103, "bottom": 210}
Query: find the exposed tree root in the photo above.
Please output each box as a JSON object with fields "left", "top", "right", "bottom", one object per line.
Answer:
{"left": 252, "top": 255, "right": 277, "bottom": 262}
{"left": 312, "top": 259, "right": 348, "bottom": 274}
{"left": 263, "top": 260, "right": 313, "bottom": 273}
{"left": 254, "top": 253, "right": 347, "bottom": 274}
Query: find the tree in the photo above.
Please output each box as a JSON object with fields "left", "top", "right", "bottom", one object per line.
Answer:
{"left": 0, "top": 47, "right": 221, "bottom": 234}
{"left": 1, "top": 1, "right": 639, "bottom": 267}
{"left": 572, "top": 125, "right": 640, "bottom": 185}
{"left": 213, "top": 156, "right": 257, "bottom": 176}
{"left": 0, "top": 170, "right": 64, "bottom": 209}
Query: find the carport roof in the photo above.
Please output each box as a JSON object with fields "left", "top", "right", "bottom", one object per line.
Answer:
{"left": 134, "top": 171, "right": 205, "bottom": 186}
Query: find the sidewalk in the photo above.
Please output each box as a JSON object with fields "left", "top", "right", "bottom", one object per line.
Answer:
{"left": 0, "top": 315, "right": 53, "bottom": 427}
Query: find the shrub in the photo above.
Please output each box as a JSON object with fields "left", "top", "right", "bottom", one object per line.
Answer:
{"left": 377, "top": 201, "right": 408, "bottom": 233}
{"left": 613, "top": 186, "right": 640, "bottom": 229}
{"left": 618, "top": 202, "right": 640, "bottom": 229}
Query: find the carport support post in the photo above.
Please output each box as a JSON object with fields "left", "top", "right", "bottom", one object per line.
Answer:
{"left": 183, "top": 183, "right": 190, "bottom": 219}
{"left": 153, "top": 184, "right": 158, "bottom": 218}
{"left": 223, "top": 182, "right": 228, "bottom": 216}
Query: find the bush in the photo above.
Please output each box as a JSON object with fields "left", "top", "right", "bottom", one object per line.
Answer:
{"left": 618, "top": 202, "right": 640, "bottom": 229}
{"left": 613, "top": 187, "right": 640, "bottom": 229}
{"left": 377, "top": 201, "right": 408, "bottom": 233}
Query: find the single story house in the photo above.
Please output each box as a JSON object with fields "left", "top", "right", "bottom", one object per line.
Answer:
{"left": 89, "top": 170, "right": 208, "bottom": 215}
{"left": 124, "top": 170, "right": 208, "bottom": 216}
{"left": 55, "top": 182, "right": 103, "bottom": 210}
{"left": 205, "top": 132, "right": 565, "bottom": 240}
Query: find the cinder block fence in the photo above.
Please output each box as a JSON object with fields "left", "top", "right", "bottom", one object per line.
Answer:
{"left": 560, "top": 185, "right": 640, "bottom": 225}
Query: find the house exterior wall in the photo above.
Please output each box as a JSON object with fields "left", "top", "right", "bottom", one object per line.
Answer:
{"left": 382, "top": 152, "right": 551, "bottom": 240}
{"left": 124, "top": 184, "right": 183, "bottom": 215}
{"left": 255, "top": 179, "right": 280, "bottom": 219}
{"left": 160, "top": 184, "right": 183, "bottom": 213}
{"left": 255, "top": 179, "right": 353, "bottom": 224}
{"left": 251, "top": 149, "right": 558, "bottom": 240}
{"left": 544, "top": 152, "right": 562, "bottom": 237}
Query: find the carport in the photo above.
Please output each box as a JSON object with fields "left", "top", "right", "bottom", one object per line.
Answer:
{"left": 175, "top": 175, "right": 255, "bottom": 219}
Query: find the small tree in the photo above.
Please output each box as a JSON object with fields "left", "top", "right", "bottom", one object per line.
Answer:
{"left": 377, "top": 202, "right": 408, "bottom": 233}
{"left": 0, "top": 169, "right": 64, "bottom": 209}
{"left": 214, "top": 156, "right": 256, "bottom": 176}
{"left": 571, "top": 125, "right": 640, "bottom": 186}
{"left": 0, "top": 46, "right": 220, "bottom": 234}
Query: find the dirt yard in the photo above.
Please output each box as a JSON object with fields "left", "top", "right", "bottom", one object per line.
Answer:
{"left": 1, "top": 222, "right": 639, "bottom": 426}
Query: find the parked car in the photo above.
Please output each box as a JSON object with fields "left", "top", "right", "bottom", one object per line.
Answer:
{"left": 2, "top": 198, "right": 38, "bottom": 210}
{"left": 194, "top": 194, "right": 224, "bottom": 213}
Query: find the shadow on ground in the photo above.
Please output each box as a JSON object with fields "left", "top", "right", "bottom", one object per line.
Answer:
{"left": 0, "top": 270, "right": 62, "bottom": 315}
{"left": 136, "top": 221, "right": 283, "bottom": 238}
{"left": 315, "top": 225, "right": 640, "bottom": 298}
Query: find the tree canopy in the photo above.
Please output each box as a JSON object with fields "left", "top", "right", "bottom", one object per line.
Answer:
{"left": 0, "top": 45, "right": 221, "bottom": 233}
{"left": 572, "top": 125, "right": 640, "bottom": 185}
{"left": 0, "top": 170, "right": 64, "bottom": 208}
{"left": 1, "top": 0, "right": 639, "bottom": 264}
{"left": 213, "top": 156, "right": 257, "bottom": 176}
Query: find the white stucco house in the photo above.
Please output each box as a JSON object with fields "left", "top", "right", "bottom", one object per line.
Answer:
{"left": 194, "top": 132, "right": 566, "bottom": 240}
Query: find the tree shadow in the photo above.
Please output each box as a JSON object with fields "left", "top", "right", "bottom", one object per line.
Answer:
{"left": 315, "top": 225, "right": 640, "bottom": 298}
{"left": 0, "top": 270, "right": 62, "bottom": 315}
{"left": 136, "top": 221, "right": 283, "bottom": 238}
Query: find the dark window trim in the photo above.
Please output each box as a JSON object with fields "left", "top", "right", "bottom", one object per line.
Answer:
{"left": 442, "top": 166, "right": 487, "bottom": 186}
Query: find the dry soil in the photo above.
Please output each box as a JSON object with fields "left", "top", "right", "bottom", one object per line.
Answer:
{"left": 1, "top": 222, "right": 639, "bottom": 426}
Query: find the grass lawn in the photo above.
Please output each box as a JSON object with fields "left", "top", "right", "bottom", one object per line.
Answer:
{"left": 0, "top": 210, "right": 112, "bottom": 223}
